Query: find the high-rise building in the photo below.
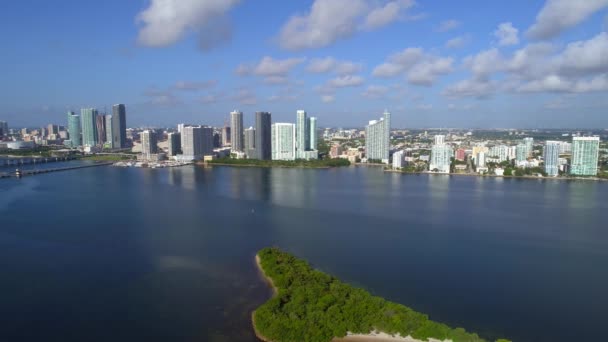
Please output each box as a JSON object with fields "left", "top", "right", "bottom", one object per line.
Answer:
{"left": 271, "top": 123, "right": 296, "bottom": 160}
{"left": 111, "top": 104, "right": 127, "bottom": 149}
{"left": 516, "top": 144, "right": 528, "bottom": 163}
{"left": 181, "top": 126, "right": 213, "bottom": 160}
{"left": 66, "top": 111, "right": 82, "bottom": 147}
{"left": 222, "top": 126, "right": 231, "bottom": 147}
{"left": 80, "top": 108, "right": 98, "bottom": 146}
{"left": 105, "top": 115, "right": 113, "bottom": 147}
{"left": 430, "top": 135, "right": 452, "bottom": 173}
{"left": 244, "top": 126, "right": 255, "bottom": 158}
{"left": 476, "top": 152, "right": 486, "bottom": 167}
{"left": 455, "top": 148, "right": 466, "bottom": 161}
{"left": 253, "top": 112, "right": 271, "bottom": 160}
{"left": 308, "top": 116, "right": 317, "bottom": 151}
{"left": 0, "top": 121, "right": 8, "bottom": 137}
{"left": 523, "top": 137, "right": 534, "bottom": 158}
{"left": 230, "top": 110, "right": 244, "bottom": 152}
{"left": 570, "top": 137, "right": 600, "bottom": 176}
{"left": 167, "top": 132, "right": 181, "bottom": 156}
{"left": 365, "top": 110, "right": 391, "bottom": 163}
{"left": 489, "top": 145, "right": 509, "bottom": 162}
{"left": 95, "top": 115, "right": 106, "bottom": 144}
{"left": 392, "top": 150, "right": 405, "bottom": 169}
{"left": 141, "top": 130, "right": 158, "bottom": 159}
{"left": 296, "top": 110, "right": 309, "bottom": 159}
{"left": 47, "top": 124, "right": 58, "bottom": 137}
{"left": 544, "top": 141, "right": 560, "bottom": 177}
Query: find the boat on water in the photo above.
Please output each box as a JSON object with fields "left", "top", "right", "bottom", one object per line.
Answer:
{"left": 15, "top": 168, "right": 22, "bottom": 178}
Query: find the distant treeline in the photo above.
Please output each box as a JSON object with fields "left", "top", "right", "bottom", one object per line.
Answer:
{"left": 254, "top": 247, "right": 511, "bottom": 342}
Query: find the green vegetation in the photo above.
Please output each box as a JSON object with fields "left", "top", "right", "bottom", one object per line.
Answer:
{"left": 78, "top": 154, "right": 135, "bottom": 161}
{"left": 317, "top": 139, "right": 330, "bottom": 155}
{"left": 0, "top": 146, "right": 57, "bottom": 157}
{"left": 254, "top": 248, "right": 509, "bottom": 342}
{"left": 208, "top": 157, "right": 350, "bottom": 168}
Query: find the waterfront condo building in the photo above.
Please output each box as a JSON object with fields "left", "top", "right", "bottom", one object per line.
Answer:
{"left": 230, "top": 110, "right": 244, "bottom": 152}
{"left": 141, "top": 130, "right": 158, "bottom": 159}
{"left": 544, "top": 141, "right": 561, "bottom": 177}
{"left": 167, "top": 132, "right": 181, "bottom": 156}
{"left": 179, "top": 126, "right": 213, "bottom": 161}
{"left": 570, "top": 137, "right": 600, "bottom": 176}
{"left": 523, "top": 137, "right": 534, "bottom": 157}
{"left": 244, "top": 126, "right": 256, "bottom": 158}
{"left": 271, "top": 123, "right": 296, "bottom": 161}
{"left": 365, "top": 110, "right": 391, "bottom": 164}
{"left": 80, "top": 108, "right": 98, "bottom": 147}
{"left": 111, "top": 104, "right": 127, "bottom": 149}
{"left": 66, "top": 111, "right": 81, "bottom": 147}
{"left": 430, "top": 135, "right": 452, "bottom": 173}
{"left": 392, "top": 150, "right": 405, "bottom": 169}
{"left": 253, "top": 112, "right": 271, "bottom": 160}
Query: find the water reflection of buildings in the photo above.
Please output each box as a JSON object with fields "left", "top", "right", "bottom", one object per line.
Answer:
{"left": 227, "top": 167, "right": 271, "bottom": 202}
{"left": 270, "top": 169, "right": 318, "bottom": 209}
{"left": 427, "top": 175, "right": 450, "bottom": 219}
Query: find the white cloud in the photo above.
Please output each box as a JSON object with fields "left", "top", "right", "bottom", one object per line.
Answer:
{"left": 443, "top": 79, "right": 496, "bottom": 98}
{"left": 445, "top": 35, "right": 470, "bottom": 49}
{"left": 494, "top": 22, "right": 519, "bottom": 46}
{"left": 436, "top": 19, "right": 461, "bottom": 32}
{"left": 526, "top": 0, "right": 608, "bottom": 40}
{"left": 231, "top": 88, "right": 257, "bottom": 105}
{"left": 143, "top": 88, "right": 181, "bottom": 106}
{"left": 174, "top": 80, "right": 218, "bottom": 90}
{"left": 555, "top": 32, "right": 608, "bottom": 76}
{"left": 373, "top": 47, "right": 453, "bottom": 85}
{"left": 136, "top": 0, "right": 240, "bottom": 49}
{"left": 277, "top": 0, "right": 417, "bottom": 50}
{"left": 306, "top": 57, "right": 363, "bottom": 75}
{"left": 363, "top": 0, "right": 415, "bottom": 30}
{"left": 327, "top": 75, "right": 365, "bottom": 88}
{"left": 463, "top": 48, "right": 505, "bottom": 80}
{"left": 236, "top": 56, "right": 305, "bottom": 78}
{"left": 406, "top": 57, "right": 454, "bottom": 86}
{"left": 263, "top": 76, "right": 290, "bottom": 85}
{"left": 518, "top": 74, "right": 608, "bottom": 93}
{"left": 362, "top": 85, "right": 390, "bottom": 98}
{"left": 321, "top": 95, "right": 335, "bottom": 103}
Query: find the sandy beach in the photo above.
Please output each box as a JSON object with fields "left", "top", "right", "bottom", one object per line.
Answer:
{"left": 333, "top": 332, "right": 451, "bottom": 342}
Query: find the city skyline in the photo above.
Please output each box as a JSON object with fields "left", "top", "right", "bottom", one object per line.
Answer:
{"left": 1, "top": 1, "right": 608, "bottom": 128}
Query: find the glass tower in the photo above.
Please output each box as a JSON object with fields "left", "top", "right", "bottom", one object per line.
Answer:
{"left": 365, "top": 110, "right": 391, "bottom": 163}
{"left": 67, "top": 111, "right": 82, "bottom": 147}
{"left": 254, "top": 112, "right": 271, "bottom": 160}
{"left": 112, "top": 104, "right": 127, "bottom": 149}
{"left": 80, "top": 108, "right": 98, "bottom": 147}
{"left": 271, "top": 123, "right": 296, "bottom": 161}
{"left": 544, "top": 141, "right": 560, "bottom": 176}
{"left": 570, "top": 137, "right": 600, "bottom": 176}
{"left": 230, "top": 110, "right": 244, "bottom": 152}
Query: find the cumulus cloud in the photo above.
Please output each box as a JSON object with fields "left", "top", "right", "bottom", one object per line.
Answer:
{"left": 363, "top": 0, "right": 415, "bottom": 30}
{"left": 494, "top": 22, "right": 519, "bottom": 46}
{"left": 235, "top": 56, "right": 306, "bottom": 81}
{"left": 526, "top": 0, "right": 608, "bottom": 40}
{"left": 327, "top": 75, "right": 365, "bottom": 88}
{"left": 231, "top": 88, "right": 257, "bottom": 105}
{"left": 436, "top": 19, "right": 461, "bottom": 32}
{"left": 174, "top": 80, "right": 218, "bottom": 90}
{"left": 445, "top": 35, "right": 471, "bottom": 49}
{"left": 362, "top": 85, "right": 390, "bottom": 98}
{"left": 306, "top": 57, "right": 363, "bottom": 75}
{"left": 277, "top": 0, "right": 417, "bottom": 50}
{"left": 136, "top": 0, "right": 240, "bottom": 50}
{"left": 445, "top": 32, "right": 608, "bottom": 97}
{"left": 373, "top": 47, "right": 453, "bottom": 85}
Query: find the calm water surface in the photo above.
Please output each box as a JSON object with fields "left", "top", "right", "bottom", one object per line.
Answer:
{"left": 1, "top": 165, "right": 607, "bottom": 342}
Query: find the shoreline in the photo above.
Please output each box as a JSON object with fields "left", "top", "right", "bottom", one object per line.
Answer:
{"left": 383, "top": 169, "right": 608, "bottom": 182}
{"left": 252, "top": 254, "right": 448, "bottom": 342}
{"left": 204, "top": 162, "right": 331, "bottom": 169}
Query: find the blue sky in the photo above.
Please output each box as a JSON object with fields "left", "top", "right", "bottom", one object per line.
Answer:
{"left": 1, "top": 0, "right": 607, "bottom": 129}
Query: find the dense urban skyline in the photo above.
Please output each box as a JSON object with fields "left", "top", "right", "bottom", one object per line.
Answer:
{"left": 1, "top": 0, "right": 608, "bottom": 128}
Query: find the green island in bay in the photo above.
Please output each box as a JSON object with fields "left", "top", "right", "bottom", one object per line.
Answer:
{"left": 208, "top": 157, "right": 351, "bottom": 168}
{"left": 253, "top": 248, "right": 510, "bottom": 342}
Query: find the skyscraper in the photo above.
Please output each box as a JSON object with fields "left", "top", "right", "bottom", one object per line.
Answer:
{"left": 570, "top": 137, "right": 600, "bottom": 176}
{"left": 523, "top": 137, "right": 534, "bottom": 158}
{"left": 181, "top": 126, "right": 213, "bottom": 160}
{"left": 230, "top": 110, "right": 244, "bottom": 152}
{"left": 271, "top": 123, "right": 296, "bottom": 161}
{"left": 221, "top": 126, "right": 231, "bottom": 147}
{"left": 47, "top": 124, "right": 58, "bottom": 137}
{"left": 105, "top": 115, "right": 113, "bottom": 147}
{"left": 141, "top": 130, "right": 158, "bottom": 159}
{"left": 67, "top": 111, "right": 82, "bottom": 147}
{"left": 95, "top": 115, "right": 106, "bottom": 144}
{"left": 516, "top": 144, "right": 528, "bottom": 163}
{"left": 365, "top": 110, "right": 391, "bottom": 163}
{"left": 0, "top": 121, "right": 8, "bottom": 138}
{"left": 111, "top": 104, "right": 127, "bottom": 149}
{"left": 245, "top": 126, "right": 255, "bottom": 158}
{"left": 544, "top": 141, "right": 560, "bottom": 177}
{"left": 80, "top": 108, "right": 98, "bottom": 146}
{"left": 254, "top": 112, "right": 271, "bottom": 160}
{"left": 308, "top": 116, "right": 317, "bottom": 151}
{"left": 296, "top": 110, "right": 309, "bottom": 159}
{"left": 430, "top": 135, "right": 452, "bottom": 173}
{"left": 167, "top": 132, "right": 181, "bottom": 156}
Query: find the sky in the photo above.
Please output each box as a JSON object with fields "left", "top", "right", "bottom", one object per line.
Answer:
{"left": 0, "top": 0, "right": 607, "bottom": 129}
